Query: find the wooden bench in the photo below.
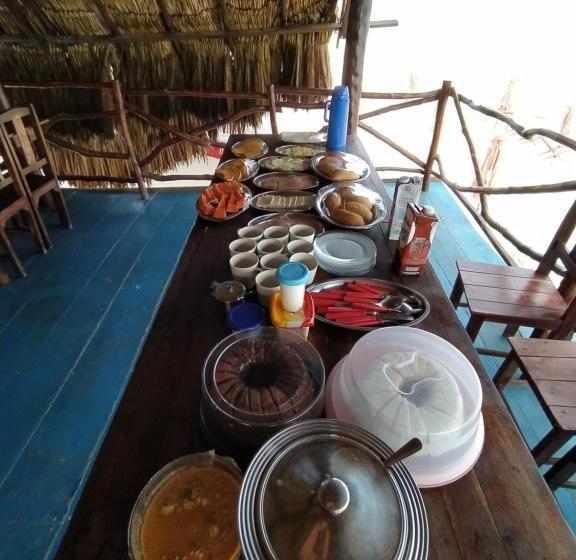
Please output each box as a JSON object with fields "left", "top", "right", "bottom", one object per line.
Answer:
{"left": 494, "top": 338, "right": 576, "bottom": 466}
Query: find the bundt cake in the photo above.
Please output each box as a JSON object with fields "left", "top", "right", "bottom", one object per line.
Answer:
{"left": 214, "top": 337, "right": 316, "bottom": 418}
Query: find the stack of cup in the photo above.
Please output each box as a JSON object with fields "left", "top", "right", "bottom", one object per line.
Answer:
{"left": 228, "top": 224, "right": 318, "bottom": 309}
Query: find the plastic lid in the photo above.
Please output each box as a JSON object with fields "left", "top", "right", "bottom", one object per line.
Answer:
{"left": 332, "top": 84, "right": 350, "bottom": 99}
{"left": 326, "top": 327, "right": 483, "bottom": 488}
{"left": 260, "top": 435, "right": 402, "bottom": 559}
{"left": 276, "top": 262, "right": 309, "bottom": 286}
{"left": 227, "top": 303, "right": 267, "bottom": 331}
{"left": 422, "top": 205, "right": 435, "bottom": 216}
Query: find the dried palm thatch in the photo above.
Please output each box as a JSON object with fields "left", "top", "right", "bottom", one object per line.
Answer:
{"left": 0, "top": 0, "right": 338, "bottom": 187}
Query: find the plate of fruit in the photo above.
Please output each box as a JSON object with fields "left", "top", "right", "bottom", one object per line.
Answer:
{"left": 197, "top": 181, "right": 252, "bottom": 221}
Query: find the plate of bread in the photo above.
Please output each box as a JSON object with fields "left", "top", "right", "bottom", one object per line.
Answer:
{"left": 315, "top": 183, "right": 387, "bottom": 230}
{"left": 311, "top": 151, "right": 371, "bottom": 182}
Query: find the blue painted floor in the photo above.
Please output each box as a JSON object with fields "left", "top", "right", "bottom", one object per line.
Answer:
{"left": 385, "top": 180, "right": 576, "bottom": 532}
{"left": 0, "top": 190, "right": 199, "bottom": 559}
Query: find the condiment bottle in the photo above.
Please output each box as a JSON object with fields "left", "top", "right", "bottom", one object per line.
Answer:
{"left": 324, "top": 85, "right": 350, "bottom": 152}
{"left": 276, "top": 262, "right": 309, "bottom": 312}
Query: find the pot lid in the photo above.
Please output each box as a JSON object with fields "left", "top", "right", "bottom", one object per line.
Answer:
{"left": 212, "top": 280, "right": 246, "bottom": 303}
{"left": 258, "top": 434, "right": 403, "bottom": 560}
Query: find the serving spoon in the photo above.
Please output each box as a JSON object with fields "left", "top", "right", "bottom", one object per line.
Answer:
{"left": 382, "top": 438, "right": 423, "bottom": 469}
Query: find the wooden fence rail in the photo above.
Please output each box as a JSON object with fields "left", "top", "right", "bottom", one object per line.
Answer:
{"left": 2, "top": 79, "right": 575, "bottom": 270}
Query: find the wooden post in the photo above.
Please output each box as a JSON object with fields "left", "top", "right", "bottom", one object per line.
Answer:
{"left": 267, "top": 84, "right": 279, "bottom": 135}
{"left": 0, "top": 84, "right": 10, "bottom": 111}
{"left": 342, "top": 0, "right": 372, "bottom": 135}
{"left": 422, "top": 80, "right": 451, "bottom": 191}
{"left": 111, "top": 80, "right": 149, "bottom": 200}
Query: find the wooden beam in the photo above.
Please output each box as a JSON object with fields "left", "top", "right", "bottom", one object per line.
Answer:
{"left": 342, "top": 0, "right": 372, "bottom": 134}
{"left": 91, "top": 0, "right": 120, "bottom": 35}
{"left": 0, "top": 22, "right": 343, "bottom": 45}
{"left": 156, "top": 0, "right": 187, "bottom": 79}
{"left": 111, "top": 80, "right": 148, "bottom": 200}
{"left": 267, "top": 84, "right": 279, "bottom": 135}
{"left": 422, "top": 80, "right": 451, "bottom": 190}
{"left": 359, "top": 96, "right": 438, "bottom": 121}
{"left": 125, "top": 103, "right": 209, "bottom": 148}
{"left": 0, "top": 83, "right": 11, "bottom": 111}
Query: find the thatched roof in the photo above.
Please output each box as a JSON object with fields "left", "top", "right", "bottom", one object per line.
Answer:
{"left": 0, "top": 1, "right": 339, "bottom": 185}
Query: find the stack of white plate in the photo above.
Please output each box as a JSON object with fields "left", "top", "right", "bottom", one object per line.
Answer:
{"left": 313, "top": 231, "right": 377, "bottom": 276}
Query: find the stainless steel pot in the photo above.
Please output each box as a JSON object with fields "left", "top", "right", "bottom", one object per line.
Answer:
{"left": 238, "top": 419, "right": 428, "bottom": 560}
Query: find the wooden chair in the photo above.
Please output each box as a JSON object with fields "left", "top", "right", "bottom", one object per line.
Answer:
{"left": 0, "top": 137, "right": 47, "bottom": 276}
{"left": 545, "top": 443, "right": 576, "bottom": 491}
{"left": 493, "top": 338, "right": 576, "bottom": 466}
{"left": 450, "top": 200, "right": 576, "bottom": 348}
{"left": 0, "top": 105, "right": 71, "bottom": 248}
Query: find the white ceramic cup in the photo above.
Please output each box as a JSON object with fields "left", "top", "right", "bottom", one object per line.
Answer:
{"left": 255, "top": 269, "right": 281, "bottom": 308}
{"left": 263, "top": 226, "right": 289, "bottom": 245}
{"left": 260, "top": 253, "right": 289, "bottom": 271}
{"left": 286, "top": 239, "right": 314, "bottom": 256}
{"left": 229, "top": 238, "right": 257, "bottom": 256}
{"left": 229, "top": 252, "right": 261, "bottom": 289}
{"left": 257, "top": 238, "right": 284, "bottom": 256}
{"left": 237, "top": 225, "right": 264, "bottom": 242}
{"left": 289, "top": 224, "right": 316, "bottom": 243}
{"left": 290, "top": 252, "right": 319, "bottom": 286}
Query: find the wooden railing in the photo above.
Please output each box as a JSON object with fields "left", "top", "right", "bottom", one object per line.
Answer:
{"left": 2, "top": 79, "right": 575, "bottom": 272}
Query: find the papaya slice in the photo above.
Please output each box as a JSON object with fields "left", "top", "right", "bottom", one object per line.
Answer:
{"left": 213, "top": 194, "right": 228, "bottom": 219}
{"left": 199, "top": 196, "right": 215, "bottom": 216}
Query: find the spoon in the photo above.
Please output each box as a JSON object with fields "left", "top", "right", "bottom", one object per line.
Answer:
{"left": 380, "top": 294, "right": 423, "bottom": 315}
{"left": 382, "top": 438, "right": 423, "bottom": 469}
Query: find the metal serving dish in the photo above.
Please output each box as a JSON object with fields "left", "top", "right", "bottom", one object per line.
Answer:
{"left": 248, "top": 212, "right": 326, "bottom": 235}
{"left": 258, "top": 155, "right": 310, "bottom": 173}
{"left": 311, "top": 151, "right": 371, "bottom": 182}
{"left": 238, "top": 419, "right": 428, "bottom": 560}
{"left": 216, "top": 158, "right": 259, "bottom": 182}
{"left": 308, "top": 277, "right": 430, "bottom": 331}
{"left": 197, "top": 183, "right": 253, "bottom": 222}
{"left": 251, "top": 190, "right": 316, "bottom": 213}
{"left": 252, "top": 171, "right": 319, "bottom": 191}
{"left": 279, "top": 131, "right": 327, "bottom": 144}
{"left": 315, "top": 183, "right": 387, "bottom": 230}
{"left": 231, "top": 138, "right": 269, "bottom": 159}
{"left": 275, "top": 144, "right": 325, "bottom": 158}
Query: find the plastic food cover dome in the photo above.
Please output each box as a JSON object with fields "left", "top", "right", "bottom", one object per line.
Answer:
{"left": 326, "top": 327, "right": 484, "bottom": 487}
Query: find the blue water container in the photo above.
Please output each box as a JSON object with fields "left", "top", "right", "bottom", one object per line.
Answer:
{"left": 324, "top": 85, "right": 350, "bottom": 152}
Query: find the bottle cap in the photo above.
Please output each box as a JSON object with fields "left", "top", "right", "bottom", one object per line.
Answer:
{"left": 422, "top": 205, "right": 436, "bottom": 216}
{"left": 276, "top": 262, "right": 309, "bottom": 287}
{"left": 227, "top": 303, "right": 267, "bottom": 331}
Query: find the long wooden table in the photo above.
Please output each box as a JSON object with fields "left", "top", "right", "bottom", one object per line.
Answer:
{"left": 56, "top": 135, "right": 576, "bottom": 559}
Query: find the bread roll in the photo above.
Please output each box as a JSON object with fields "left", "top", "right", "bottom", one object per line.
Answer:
{"left": 345, "top": 202, "right": 373, "bottom": 224}
{"left": 347, "top": 195, "right": 372, "bottom": 209}
{"left": 331, "top": 169, "right": 360, "bottom": 181}
{"left": 325, "top": 192, "right": 342, "bottom": 213}
{"left": 331, "top": 208, "right": 365, "bottom": 227}
{"left": 337, "top": 185, "right": 355, "bottom": 200}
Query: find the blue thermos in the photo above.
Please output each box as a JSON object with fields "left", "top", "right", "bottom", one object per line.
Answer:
{"left": 324, "top": 85, "right": 350, "bottom": 152}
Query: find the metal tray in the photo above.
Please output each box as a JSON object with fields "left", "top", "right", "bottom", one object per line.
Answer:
{"left": 250, "top": 190, "right": 316, "bottom": 213}
{"left": 248, "top": 212, "right": 326, "bottom": 234}
{"left": 279, "top": 131, "right": 327, "bottom": 144}
{"left": 231, "top": 138, "right": 269, "bottom": 159}
{"left": 315, "top": 183, "right": 387, "bottom": 230}
{"left": 252, "top": 171, "right": 319, "bottom": 191}
{"left": 307, "top": 277, "right": 430, "bottom": 331}
{"left": 275, "top": 144, "right": 325, "bottom": 158}
{"left": 197, "top": 183, "right": 253, "bottom": 222}
{"left": 311, "top": 151, "right": 371, "bottom": 182}
{"left": 216, "top": 158, "right": 259, "bottom": 182}
{"left": 258, "top": 155, "right": 310, "bottom": 173}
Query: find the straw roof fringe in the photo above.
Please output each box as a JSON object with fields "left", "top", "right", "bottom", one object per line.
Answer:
{"left": 0, "top": 0, "right": 338, "bottom": 187}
